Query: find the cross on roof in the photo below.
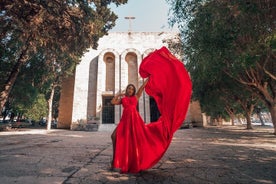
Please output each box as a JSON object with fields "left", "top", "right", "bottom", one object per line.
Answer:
{"left": 124, "top": 16, "right": 135, "bottom": 32}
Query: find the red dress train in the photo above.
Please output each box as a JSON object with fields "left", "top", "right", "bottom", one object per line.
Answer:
{"left": 113, "top": 46, "right": 192, "bottom": 173}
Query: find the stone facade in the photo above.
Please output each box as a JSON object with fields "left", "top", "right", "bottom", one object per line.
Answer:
{"left": 58, "top": 75, "right": 75, "bottom": 129}
{"left": 58, "top": 32, "right": 203, "bottom": 130}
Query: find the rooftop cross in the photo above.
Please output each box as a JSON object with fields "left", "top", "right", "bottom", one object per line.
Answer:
{"left": 124, "top": 16, "right": 135, "bottom": 32}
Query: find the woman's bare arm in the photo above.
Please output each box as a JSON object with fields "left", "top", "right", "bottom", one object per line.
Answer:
{"left": 136, "top": 78, "right": 149, "bottom": 99}
{"left": 111, "top": 92, "right": 124, "bottom": 105}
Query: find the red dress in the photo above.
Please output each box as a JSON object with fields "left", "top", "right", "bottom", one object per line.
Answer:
{"left": 113, "top": 46, "right": 192, "bottom": 173}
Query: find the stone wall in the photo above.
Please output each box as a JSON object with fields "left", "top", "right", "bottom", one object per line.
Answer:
{"left": 58, "top": 75, "right": 75, "bottom": 129}
{"left": 58, "top": 32, "right": 203, "bottom": 130}
{"left": 188, "top": 101, "right": 203, "bottom": 127}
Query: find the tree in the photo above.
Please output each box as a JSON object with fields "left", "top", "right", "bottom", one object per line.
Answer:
{"left": 0, "top": 0, "right": 128, "bottom": 113}
{"left": 167, "top": 0, "right": 276, "bottom": 134}
{"left": 24, "top": 94, "right": 47, "bottom": 122}
{"left": 43, "top": 54, "right": 68, "bottom": 130}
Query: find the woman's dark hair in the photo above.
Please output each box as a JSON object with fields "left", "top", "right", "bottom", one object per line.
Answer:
{"left": 125, "top": 84, "right": 136, "bottom": 96}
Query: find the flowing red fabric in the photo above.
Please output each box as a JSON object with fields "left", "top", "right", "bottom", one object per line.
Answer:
{"left": 113, "top": 46, "right": 192, "bottom": 173}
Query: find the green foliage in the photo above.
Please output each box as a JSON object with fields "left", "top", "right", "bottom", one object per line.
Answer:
{"left": 167, "top": 0, "right": 276, "bottom": 119}
{"left": 24, "top": 94, "right": 47, "bottom": 121}
{"left": 10, "top": 81, "right": 38, "bottom": 114}
{"left": 0, "top": 0, "right": 128, "bottom": 115}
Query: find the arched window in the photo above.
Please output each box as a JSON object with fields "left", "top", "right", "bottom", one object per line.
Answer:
{"left": 125, "top": 52, "right": 138, "bottom": 88}
{"left": 104, "top": 52, "right": 115, "bottom": 91}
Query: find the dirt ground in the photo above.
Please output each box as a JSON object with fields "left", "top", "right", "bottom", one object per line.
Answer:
{"left": 0, "top": 124, "right": 275, "bottom": 184}
{"left": 160, "top": 125, "right": 276, "bottom": 184}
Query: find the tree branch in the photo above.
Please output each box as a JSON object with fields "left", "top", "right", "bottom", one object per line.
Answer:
{"left": 262, "top": 54, "right": 276, "bottom": 80}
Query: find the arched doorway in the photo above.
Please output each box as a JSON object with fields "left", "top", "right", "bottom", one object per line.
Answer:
{"left": 102, "top": 52, "right": 115, "bottom": 124}
{"left": 150, "top": 97, "right": 161, "bottom": 122}
{"left": 102, "top": 96, "right": 114, "bottom": 124}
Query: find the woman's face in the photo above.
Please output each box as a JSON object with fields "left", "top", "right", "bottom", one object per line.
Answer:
{"left": 126, "top": 85, "right": 135, "bottom": 96}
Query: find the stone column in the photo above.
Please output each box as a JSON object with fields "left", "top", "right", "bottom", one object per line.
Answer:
{"left": 58, "top": 75, "right": 75, "bottom": 129}
{"left": 114, "top": 53, "right": 120, "bottom": 124}
{"left": 97, "top": 52, "right": 106, "bottom": 122}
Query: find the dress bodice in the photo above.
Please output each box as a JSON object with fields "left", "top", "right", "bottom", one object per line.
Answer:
{"left": 121, "top": 96, "right": 137, "bottom": 109}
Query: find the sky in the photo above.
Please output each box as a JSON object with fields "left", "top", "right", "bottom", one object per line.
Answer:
{"left": 109, "top": 0, "right": 178, "bottom": 32}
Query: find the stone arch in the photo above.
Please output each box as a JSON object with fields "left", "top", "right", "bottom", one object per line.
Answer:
{"left": 97, "top": 49, "right": 120, "bottom": 124}
{"left": 98, "top": 49, "right": 120, "bottom": 92}
{"left": 143, "top": 48, "right": 155, "bottom": 59}
{"left": 121, "top": 48, "right": 142, "bottom": 90}
{"left": 103, "top": 52, "right": 115, "bottom": 91}
{"left": 87, "top": 57, "right": 98, "bottom": 119}
{"left": 121, "top": 48, "right": 151, "bottom": 121}
{"left": 125, "top": 52, "right": 138, "bottom": 87}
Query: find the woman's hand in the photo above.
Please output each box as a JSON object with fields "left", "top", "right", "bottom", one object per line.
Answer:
{"left": 111, "top": 91, "right": 125, "bottom": 105}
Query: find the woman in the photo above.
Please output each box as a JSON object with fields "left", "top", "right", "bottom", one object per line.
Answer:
{"left": 110, "top": 79, "right": 148, "bottom": 172}
{"left": 110, "top": 46, "right": 192, "bottom": 173}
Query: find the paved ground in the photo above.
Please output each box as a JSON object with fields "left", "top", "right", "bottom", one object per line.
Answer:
{"left": 0, "top": 125, "right": 275, "bottom": 184}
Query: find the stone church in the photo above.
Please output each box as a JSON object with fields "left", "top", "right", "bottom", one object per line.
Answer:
{"left": 57, "top": 32, "right": 203, "bottom": 130}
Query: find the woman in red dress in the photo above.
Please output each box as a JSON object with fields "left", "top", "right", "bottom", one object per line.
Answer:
{"left": 110, "top": 79, "right": 149, "bottom": 172}
{"left": 110, "top": 46, "right": 192, "bottom": 173}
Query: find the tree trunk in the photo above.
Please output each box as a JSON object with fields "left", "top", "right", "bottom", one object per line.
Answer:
{"left": 47, "top": 84, "right": 56, "bottom": 130}
{"left": 257, "top": 111, "right": 265, "bottom": 126}
{"left": 225, "top": 106, "right": 235, "bottom": 126}
{"left": 0, "top": 61, "right": 23, "bottom": 112}
{"left": 233, "top": 65, "right": 275, "bottom": 132}
{"left": 245, "top": 112, "right": 253, "bottom": 129}
{"left": 218, "top": 116, "right": 223, "bottom": 126}
{"left": 230, "top": 114, "right": 235, "bottom": 126}
{"left": 269, "top": 105, "right": 276, "bottom": 135}
{"left": 0, "top": 49, "right": 29, "bottom": 112}
{"left": 238, "top": 99, "right": 254, "bottom": 130}
{"left": 245, "top": 104, "right": 254, "bottom": 130}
